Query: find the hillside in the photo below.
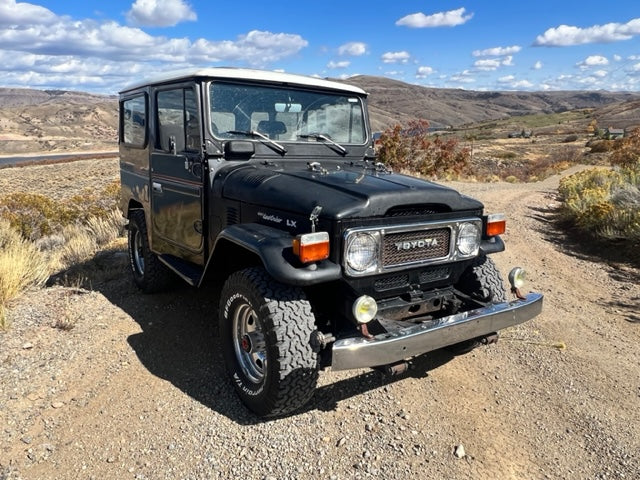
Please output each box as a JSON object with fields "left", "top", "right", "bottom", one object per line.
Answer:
{"left": 0, "top": 88, "right": 118, "bottom": 155}
{"left": 1, "top": 78, "right": 640, "bottom": 154}
{"left": 341, "top": 76, "right": 640, "bottom": 131}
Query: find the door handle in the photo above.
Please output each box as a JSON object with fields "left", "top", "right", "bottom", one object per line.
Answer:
{"left": 152, "top": 182, "right": 163, "bottom": 193}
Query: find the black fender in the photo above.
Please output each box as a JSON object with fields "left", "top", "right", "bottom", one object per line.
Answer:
{"left": 210, "top": 223, "right": 342, "bottom": 286}
{"left": 480, "top": 235, "right": 505, "bottom": 255}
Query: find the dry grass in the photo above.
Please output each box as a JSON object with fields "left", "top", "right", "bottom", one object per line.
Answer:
{"left": 0, "top": 157, "right": 125, "bottom": 329}
{"left": 0, "top": 220, "right": 50, "bottom": 329}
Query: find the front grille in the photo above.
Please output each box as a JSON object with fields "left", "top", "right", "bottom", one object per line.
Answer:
{"left": 382, "top": 228, "right": 450, "bottom": 267}
{"left": 419, "top": 267, "right": 451, "bottom": 283}
{"left": 374, "top": 274, "right": 410, "bottom": 291}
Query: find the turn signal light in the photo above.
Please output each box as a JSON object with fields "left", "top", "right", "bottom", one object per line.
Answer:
{"left": 293, "top": 232, "right": 330, "bottom": 263}
{"left": 486, "top": 213, "right": 506, "bottom": 236}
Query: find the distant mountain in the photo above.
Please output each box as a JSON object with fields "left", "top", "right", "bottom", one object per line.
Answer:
{"left": 340, "top": 75, "right": 640, "bottom": 131}
{"left": 0, "top": 88, "right": 116, "bottom": 108}
{"left": 1, "top": 79, "right": 639, "bottom": 154}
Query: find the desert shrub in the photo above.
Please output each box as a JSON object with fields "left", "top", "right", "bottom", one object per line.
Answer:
{"left": 610, "top": 128, "right": 640, "bottom": 171}
{"left": 0, "top": 220, "right": 49, "bottom": 328}
{"left": 588, "top": 139, "right": 615, "bottom": 153}
{"left": 0, "top": 181, "right": 122, "bottom": 242}
{"left": 562, "top": 134, "right": 579, "bottom": 143}
{"left": 559, "top": 168, "right": 640, "bottom": 250}
{"left": 377, "top": 119, "right": 471, "bottom": 178}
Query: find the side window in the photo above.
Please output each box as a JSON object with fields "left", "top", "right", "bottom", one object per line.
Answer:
{"left": 156, "top": 88, "right": 200, "bottom": 153}
{"left": 121, "top": 95, "right": 146, "bottom": 146}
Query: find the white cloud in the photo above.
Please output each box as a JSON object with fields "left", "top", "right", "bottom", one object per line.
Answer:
{"left": 338, "top": 41, "right": 367, "bottom": 56}
{"left": 497, "top": 75, "right": 533, "bottom": 89}
{"left": 533, "top": 60, "right": 543, "bottom": 70}
{"left": 472, "top": 45, "right": 521, "bottom": 57}
{"left": 396, "top": 8, "right": 473, "bottom": 28}
{"left": 613, "top": 54, "right": 622, "bottom": 61}
{"left": 416, "top": 66, "right": 434, "bottom": 78}
{"left": 0, "top": 2, "right": 309, "bottom": 92}
{"left": 327, "top": 60, "right": 350, "bottom": 69}
{"left": 126, "top": 0, "right": 197, "bottom": 27}
{"left": 449, "top": 70, "right": 475, "bottom": 84}
{"left": 534, "top": 18, "right": 640, "bottom": 46}
{"left": 577, "top": 55, "right": 609, "bottom": 70}
{"left": 593, "top": 70, "right": 608, "bottom": 78}
{"left": 474, "top": 56, "right": 513, "bottom": 71}
{"left": 0, "top": 0, "right": 57, "bottom": 26}
{"left": 381, "top": 51, "right": 410, "bottom": 64}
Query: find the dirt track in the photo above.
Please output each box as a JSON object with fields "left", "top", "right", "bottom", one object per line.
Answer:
{"left": 1, "top": 159, "right": 639, "bottom": 479}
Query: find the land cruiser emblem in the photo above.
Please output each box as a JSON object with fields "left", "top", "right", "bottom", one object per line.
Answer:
{"left": 395, "top": 238, "right": 439, "bottom": 251}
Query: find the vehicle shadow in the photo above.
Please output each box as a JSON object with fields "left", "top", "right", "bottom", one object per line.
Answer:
{"left": 84, "top": 254, "right": 456, "bottom": 425}
{"left": 527, "top": 201, "right": 640, "bottom": 281}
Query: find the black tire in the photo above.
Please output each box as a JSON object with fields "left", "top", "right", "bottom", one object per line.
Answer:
{"left": 457, "top": 254, "right": 507, "bottom": 303}
{"left": 219, "top": 267, "right": 319, "bottom": 417}
{"left": 448, "top": 254, "right": 507, "bottom": 355}
{"left": 127, "top": 210, "right": 173, "bottom": 293}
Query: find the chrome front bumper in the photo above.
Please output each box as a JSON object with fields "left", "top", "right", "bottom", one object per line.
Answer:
{"left": 331, "top": 293, "right": 543, "bottom": 371}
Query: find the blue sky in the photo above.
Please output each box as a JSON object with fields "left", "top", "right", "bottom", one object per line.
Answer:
{"left": 1, "top": 0, "right": 640, "bottom": 94}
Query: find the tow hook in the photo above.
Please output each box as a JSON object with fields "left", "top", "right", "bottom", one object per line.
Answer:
{"left": 375, "top": 361, "right": 410, "bottom": 376}
{"left": 480, "top": 333, "right": 499, "bottom": 345}
{"left": 310, "top": 330, "right": 336, "bottom": 352}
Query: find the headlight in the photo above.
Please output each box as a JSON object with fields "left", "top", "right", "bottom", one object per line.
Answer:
{"left": 345, "top": 232, "right": 379, "bottom": 273}
{"left": 457, "top": 222, "right": 481, "bottom": 256}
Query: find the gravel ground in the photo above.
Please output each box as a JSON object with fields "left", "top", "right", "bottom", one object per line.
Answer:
{"left": 1, "top": 160, "right": 639, "bottom": 479}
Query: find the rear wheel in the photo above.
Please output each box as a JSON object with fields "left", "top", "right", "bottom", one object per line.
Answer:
{"left": 448, "top": 254, "right": 507, "bottom": 354}
{"left": 127, "top": 210, "right": 173, "bottom": 293}
{"left": 219, "top": 267, "right": 319, "bottom": 417}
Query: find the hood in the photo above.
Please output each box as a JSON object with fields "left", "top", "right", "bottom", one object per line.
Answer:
{"left": 221, "top": 163, "right": 483, "bottom": 219}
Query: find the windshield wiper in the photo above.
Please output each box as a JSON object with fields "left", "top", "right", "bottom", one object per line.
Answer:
{"left": 298, "top": 133, "right": 348, "bottom": 155}
{"left": 225, "top": 130, "right": 287, "bottom": 155}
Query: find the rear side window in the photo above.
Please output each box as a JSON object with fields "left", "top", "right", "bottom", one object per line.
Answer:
{"left": 156, "top": 88, "right": 200, "bottom": 153}
{"left": 121, "top": 95, "right": 147, "bottom": 147}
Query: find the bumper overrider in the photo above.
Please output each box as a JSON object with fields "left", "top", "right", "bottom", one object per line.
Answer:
{"left": 331, "top": 292, "right": 543, "bottom": 370}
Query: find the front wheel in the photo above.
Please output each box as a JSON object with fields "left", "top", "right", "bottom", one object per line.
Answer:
{"left": 448, "top": 254, "right": 507, "bottom": 355}
{"left": 219, "top": 267, "right": 319, "bottom": 417}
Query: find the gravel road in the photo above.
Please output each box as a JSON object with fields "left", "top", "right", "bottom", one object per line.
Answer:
{"left": 1, "top": 160, "right": 639, "bottom": 479}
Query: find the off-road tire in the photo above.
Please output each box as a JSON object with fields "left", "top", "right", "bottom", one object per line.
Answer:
{"left": 448, "top": 254, "right": 507, "bottom": 355}
{"left": 127, "top": 210, "right": 173, "bottom": 293}
{"left": 219, "top": 267, "right": 319, "bottom": 417}
{"left": 457, "top": 254, "right": 507, "bottom": 303}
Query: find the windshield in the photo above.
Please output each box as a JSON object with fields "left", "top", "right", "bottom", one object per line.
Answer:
{"left": 208, "top": 82, "right": 367, "bottom": 145}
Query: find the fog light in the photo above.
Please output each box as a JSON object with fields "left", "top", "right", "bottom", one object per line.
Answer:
{"left": 508, "top": 267, "right": 526, "bottom": 289}
{"left": 352, "top": 295, "right": 378, "bottom": 324}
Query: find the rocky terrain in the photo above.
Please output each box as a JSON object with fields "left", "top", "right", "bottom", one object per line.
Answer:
{"left": 1, "top": 158, "right": 639, "bottom": 479}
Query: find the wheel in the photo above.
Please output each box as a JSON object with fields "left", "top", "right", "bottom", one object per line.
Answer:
{"left": 127, "top": 210, "right": 173, "bottom": 293}
{"left": 219, "top": 267, "right": 319, "bottom": 417}
{"left": 457, "top": 254, "right": 507, "bottom": 303}
{"left": 448, "top": 254, "right": 507, "bottom": 355}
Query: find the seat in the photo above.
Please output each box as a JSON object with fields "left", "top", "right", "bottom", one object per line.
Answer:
{"left": 257, "top": 120, "right": 287, "bottom": 138}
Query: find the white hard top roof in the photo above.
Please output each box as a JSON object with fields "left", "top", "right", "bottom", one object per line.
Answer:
{"left": 120, "top": 67, "right": 367, "bottom": 96}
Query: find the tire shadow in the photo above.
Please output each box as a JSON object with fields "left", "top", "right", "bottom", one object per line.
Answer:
{"left": 85, "top": 258, "right": 457, "bottom": 425}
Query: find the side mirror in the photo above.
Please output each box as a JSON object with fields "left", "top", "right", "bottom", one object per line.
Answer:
{"left": 224, "top": 140, "right": 255, "bottom": 160}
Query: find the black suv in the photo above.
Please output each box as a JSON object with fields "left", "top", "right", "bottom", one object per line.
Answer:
{"left": 119, "top": 68, "right": 543, "bottom": 417}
